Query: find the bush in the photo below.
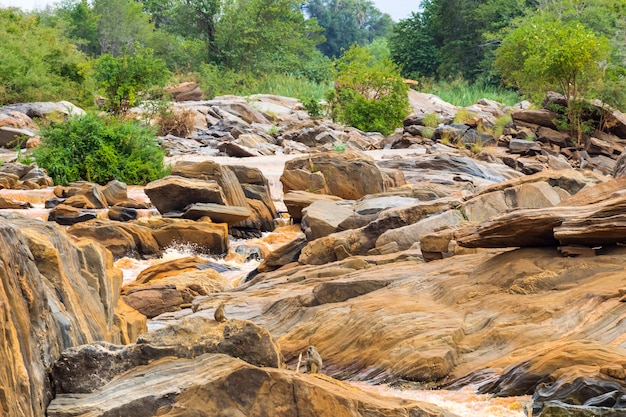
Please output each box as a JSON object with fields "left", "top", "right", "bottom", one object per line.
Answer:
{"left": 32, "top": 112, "right": 168, "bottom": 185}
{"left": 93, "top": 48, "right": 171, "bottom": 114}
{"left": 327, "top": 45, "right": 410, "bottom": 135}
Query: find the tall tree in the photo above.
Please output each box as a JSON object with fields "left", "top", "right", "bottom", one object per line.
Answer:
{"left": 217, "top": 0, "right": 325, "bottom": 74}
{"left": 305, "top": 0, "right": 393, "bottom": 58}
{"left": 0, "top": 8, "right": 90, "bottom": 105}
{"left": 94, "top": 0, "right": 154, "bottom": 56}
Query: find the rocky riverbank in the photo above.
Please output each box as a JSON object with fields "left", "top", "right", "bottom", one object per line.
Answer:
{"left": 1, "top": 91, "right": 626, "bottom": 416}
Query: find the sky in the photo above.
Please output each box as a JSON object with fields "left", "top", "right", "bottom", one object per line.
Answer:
{"left": 1, "top": 0, "right": 419, "bottom": 21}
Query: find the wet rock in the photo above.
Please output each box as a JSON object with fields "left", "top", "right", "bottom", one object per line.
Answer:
{"left": 0, "top": 195, "right": 32, "bottom": 209}
{"left": 67, "top": 219, "right": 160, "bottom": 258}
{"left": 48, "top": 354, "right": 457, "bottom": 417}
{"left": 257, "top": 234, "right": 307, "bottom": 273}
{"left": 58, "top": 182, "right": 108, "bottom": 209}
{"left": 48, "top": 204, "right": 98, "bottom": 225}
{"left": 145, "top": 217, "right": 229, "bottom": 256}
{"left": 108, "top": 205, "right": 138, "bottom": 222}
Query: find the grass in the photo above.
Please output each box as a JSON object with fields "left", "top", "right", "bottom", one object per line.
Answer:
{"left": 419, "top": 76, "right": 522, "bottom": 107}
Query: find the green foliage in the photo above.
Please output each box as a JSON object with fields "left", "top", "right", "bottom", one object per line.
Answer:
{"left": 304, "top": 0, "right": 393, "bottom": 58}
{"left": 495, "top": 17, "right": 610, "bottom": 102}
{"left": 327, "top": 45, "right": 410, "bottom": 135}
{"left": 32, "top": 112, "right": 168, "bottom": 185}
{"left": 0, "top": 8, "right": 92, "bottom": 106}
{"left": 492, "top": 113, "right": 512, "bottom": 137}
{"left": 93, "top": 48, "right": 170, "bottom": 113}
{"left": 300, "top": 96, "right": 325, "bottom": 118}
{"left": 94, "top": 0, "right": 154, "bottom": 56}
{"left": 217, "top": 0, "right": 325, "bottom": 75}
{"left": 453, "top": 109, "right": 477, "bottom": 124}
{"left": 422, "top": 112, "right": 439, "bottom": 128}
{"left": 197, "top": 64, "right": 330, "bottom": 100}
{"left": 332, "top": 141, "right": 346, "bottom": 152}
{"left": 419, "top": 76, "right": 521, "bottom": 107}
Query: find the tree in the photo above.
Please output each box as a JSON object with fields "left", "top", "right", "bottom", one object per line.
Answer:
{"left": 93, "top": 48, "right": 170, "bottom": 113}
{"left": 94, "top": 0, "right": 154, "bottom": 56}
{"left": 216, "top": 0, "right": 325, "bottom": 75}
{"left": 495, "top": 17, "right": 610, "bottom": 102}
{"left": 305, "top": 0, "right": 393, "bottom": 58}
{"left": 327, "top": 44, "right": 410, "bottom": 135}
{"left": 0, "top": 8, "right": 91, "bottom": 105}
{"left": 389, "top": 11, "right": 439, "bottom": 79}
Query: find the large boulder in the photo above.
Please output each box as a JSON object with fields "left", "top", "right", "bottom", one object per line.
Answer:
{"left": 67, "top": 219, "right": 160, "bottom": 259}
{"left": 144, "top": 217, "right": 229, "bottom": 255}
{"left": 281, "top": 151, "right": 393, "bottom": 200}
{"left": 49, "top": 316, "right": 283, "bottom": 396}
{"left": 48, "top": 354, "right": 457, "bottom": 417}
{"left": 0, "top": 215, "right": 135, "bottom": 417}
{"left": 144, "top": 175, "right": 227, "bottom": 215}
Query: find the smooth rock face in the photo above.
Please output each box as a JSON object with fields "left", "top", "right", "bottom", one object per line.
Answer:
{"left": 48, "top": 354, "right": 458, "bottom": 417}
{"left": 0, "top": 215, "right": 131, "bottom": 417}
{"left": 281, "top": 151, "right": 392, "bottom": 200}
{"left": 145, "top": 175, "right": 227, "bottom": 214}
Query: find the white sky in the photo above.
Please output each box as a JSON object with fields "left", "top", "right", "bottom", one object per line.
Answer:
{"left": 0, "top": 0, "right": 418, "bottom": 22}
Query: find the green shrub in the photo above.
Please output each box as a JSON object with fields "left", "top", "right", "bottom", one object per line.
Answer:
{"left": 301, "top": 95, "right": 325, "bottom": 118}
{"left": 422, "top": 112, "right": 439, "bottom": 128}
{"left": 93, "top": 48, "right": 171, "bottom": 114}
{"left": 327, "top": 45, "right": 410, "bottom": 135}
{"left": 32, "top": 112, "right": 168, "bottom": 185}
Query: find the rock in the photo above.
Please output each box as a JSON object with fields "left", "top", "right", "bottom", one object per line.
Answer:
{"left": 48, "top": 204, "right": 98, "bottom": 225}
{"left": 144, "top": 175, "right": 227, "bottom": 214}
{"left": 171, "top": 160, "right": 249, "bottom": 208}
{"left": 0, "top": 215, "right": 126, "bottom": 417}
{"left": 67, "top": 219, "right": 160, "bottom": 259}
{"left": 283, "top": 190, "right": 343, "bottom": 222}
{"left": 48, "top": 354, "right": 456, "bottom": 417}
{"left": 0, "top": 125, "right": 36, "bottom": 147}
{"left": 257, "top": 234, "right": 308, "bottom": 273}
{"left": 509, "top": 138, "right": 542, "bottom": 155}
{"left": 0, "top": 101, "right": 85, "bottom": 120}
{"left": 49, "top": 316, "right": 283, "bottom": 397}
{"left": 299, "top": 198, "right": 456, "bottom": 265}
{"left": 0, "top": 195, "right": 32, "bottom": 209}
{"left": 537, "top": 126, "right": 573, "bottom": 147}
{"left": 281, "top": 151, "right": 388, "bottom": 200}
{"left": 406, "top": 89, "right": 458, "bottom": 123}
{"left": 123, "top": 284, "right": 185, "bottom": 318}
{"left": 302, "top": 200, "right": 354, "bottom": 240}
{"left": 108, "top": 205, "right": 138, "bottom": 222}
{"left": 166, "top": 82, "right": 203, "bottom": 101}
{"left": 512, "top": 109, "right": 559, "bottom": 129}
{"left": 182, "top": 202, "right": 251, "bottom": 223}
{"left": 146, "top": 218, "right": 229, "bottom": 255}
{"left": 457, "top": 188, "right": 626, "bottom": 248}
{"left": 57, "top": 182, "right": 108, "bottom": 209}
{"left": 101, "top": 180, "right": 128, "bottom": 205}
{"left": 476, "top": 340, "right": 626, "bottom": 416}
{"left": 375, "top": 209, "right": 465, "bottom": 251}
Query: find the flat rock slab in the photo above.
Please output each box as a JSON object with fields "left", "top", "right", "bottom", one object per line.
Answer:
{"left": 182, "top": 202, "right": 251, "bottom": 223}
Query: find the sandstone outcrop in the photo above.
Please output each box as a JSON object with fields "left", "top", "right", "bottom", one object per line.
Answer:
{"left": 0, "top": 214, "right": 144, "bottom": 417}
